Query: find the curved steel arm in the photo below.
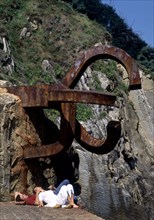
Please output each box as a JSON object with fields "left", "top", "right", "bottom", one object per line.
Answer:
{"left": 61, "top": 45, "right": 141, "bottom": 90}
{"left": 75, "top": 120, "right": 121, "bottom": 154}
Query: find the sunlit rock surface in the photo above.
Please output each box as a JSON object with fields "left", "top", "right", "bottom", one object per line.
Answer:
{"left": 0, "top": 71, "right": 153, "bottom": 220}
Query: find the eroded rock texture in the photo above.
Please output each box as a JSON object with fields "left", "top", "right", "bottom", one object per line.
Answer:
{"left": 0, "top": 83, "right": 42, "bottom": 200}
{"left": 0, "top": 81, "right": 78, "bottom": 199}
{"left": 0, "top": 69, "right": 153, "bottom": 220}
{"left": 75, "top": 70, "right": 154, "bottom": 220}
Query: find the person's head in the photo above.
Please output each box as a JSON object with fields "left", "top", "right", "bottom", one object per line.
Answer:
{"left": 15, "top": 193, "right": 28, "bottom": 204}
{"left": 16, "top": 195, "right": 23, "bottom": 202}
{"left": 16, "top": 193, "right": 28, "bottom": 201}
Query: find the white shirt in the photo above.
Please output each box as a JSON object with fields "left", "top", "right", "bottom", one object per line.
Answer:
{"left": 39, "top": 190, "right": 57, "bottom": 207}
{"left": 39, "top": 184, "right": 74, "bottom": 207}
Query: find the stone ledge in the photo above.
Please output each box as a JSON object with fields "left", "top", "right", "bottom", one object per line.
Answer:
{"left": 0, "top": 202, "right": 105, "bottom": 220}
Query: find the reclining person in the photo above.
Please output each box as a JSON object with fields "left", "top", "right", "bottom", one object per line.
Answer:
{"left": 14, "top": 190, "right": 39, "bottom": 205}
{"left": 14, "top": 179, "right": 78, "bottom": 208}
{"left": 35, "top": 183, "right": 79, "bottom": 208}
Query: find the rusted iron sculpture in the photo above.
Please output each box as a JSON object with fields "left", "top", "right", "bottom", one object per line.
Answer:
{"left": 5, "top": 45, "right": 141, "bottom": 159}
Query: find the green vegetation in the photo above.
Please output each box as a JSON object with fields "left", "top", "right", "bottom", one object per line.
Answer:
{"left": 98, "top": 111, "right": 107, "bottom": 119}
{"left": 92, "top": 60, "right": 117, "bottom": 81}
{"left": 64, "top": 0, "right": 154, "bottom": 79}
{"left": 0, "top": 0, "right": 111, "bottom": 85}
{"left": 0, "top": 0, "right": 153, "bottom": 121}
{"left": 44, "top": 109, "right": 60, "bottom": 124}
{"left": 1, "top": 0, "right": 153, "bottom": 84}
{"left": 91, "top": 74, "right": 103, "bottom": 91}
{"left": 137, "top": 46, "right": 154, "bottom": 80}
{"left": 77, "top": 104, "right": 92, "bottom": 121}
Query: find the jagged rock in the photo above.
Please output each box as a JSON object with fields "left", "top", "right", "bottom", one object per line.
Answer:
{"left": 41, "top": 59, "right": 53, "bottom": 72}
{"left": 28, "top": 15, "right": 42, "bottom": 30}
{"left": 0, "top": 80, "right": 12, "bottom": 87}
{"left": 0, "top": 68, "right": 153, "bottom": 220}
{"left": 0, "top": 36, "right": 14, "bottom": 75}
{"left": 0, "top": 90, "right": 42, "bottom": 200}
{"left": 20, "top": 27, "right": 28, "bottom": 39}
{"left": 73, "top": 71, "right": 154, "bottom": 220}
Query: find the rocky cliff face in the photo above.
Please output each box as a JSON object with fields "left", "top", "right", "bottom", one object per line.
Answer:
{"left": 74, "top": 68, "right": 154, "bottom": 220}
{"left": 0, "top": 2, "right": 153, "bottom": 219}
{"left": 0, "top": 68, "right": 153, "bottom": 220}
{"left": 0, "top": 80, "right": 42, "bottom": 200}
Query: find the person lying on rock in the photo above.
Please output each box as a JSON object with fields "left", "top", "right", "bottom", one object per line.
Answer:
{"left": 14, "top": 179, "right": 79, "bottom": 208}
{"left": 14, "top": 190, "right": 39, "bottom": 206}
{"left": 14, "top": 179, "right": 70, "bottom": 205}
{"left": 34, "top": 183, "right": 79, "bottom": 208}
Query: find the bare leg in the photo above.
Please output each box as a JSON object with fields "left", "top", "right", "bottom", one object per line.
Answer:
{"left": 68, "top": 194, "right": 79, "bottom": 208}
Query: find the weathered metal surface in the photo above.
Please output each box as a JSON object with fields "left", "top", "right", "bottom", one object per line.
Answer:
{"left": 2, "top": 45, "right": 141, "bottom": 159}
{"left": 75, "top": 120, "right": 121, "bottom": 154}
{"left": 6, "top": 86, "right": 116, "bottom": 107}
{"left": 61, "top": 45, "right": 141, "bottom": 90}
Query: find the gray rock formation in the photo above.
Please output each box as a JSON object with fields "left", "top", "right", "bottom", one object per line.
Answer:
{"left": 0, "top": 36, "right": 14, "bottom": 76}
{"left": 0, "top": 82, "right": 42, "bottom": 200}
{"left": 74, "top": 68, "right": 154, "bottom": 220}
{"left": 0, "top": 65, "right": 153, "bottom": 220}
